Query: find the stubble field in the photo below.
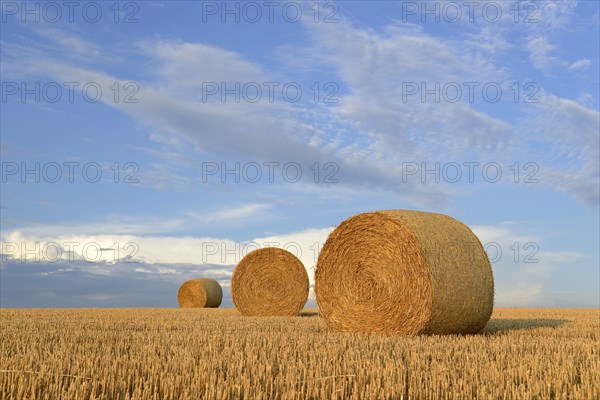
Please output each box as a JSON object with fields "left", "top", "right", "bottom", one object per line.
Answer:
{"left": 1, "top": 308, "right": 598, "bottom": 399}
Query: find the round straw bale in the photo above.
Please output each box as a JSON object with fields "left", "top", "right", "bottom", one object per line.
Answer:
{"left": 315, "top": 210, "right": 494, "bottom": 335}
{"left": 177, "top": 278, "right": 222, "bottom": 308}
{"left": 231, "top": 247, "right": 309, "bottom": 316}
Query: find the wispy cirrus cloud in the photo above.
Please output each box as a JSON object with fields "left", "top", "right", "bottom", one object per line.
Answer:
{"left": 1, "top": 31, "right": 451, "bottom": 206}
{"left": 0, "top": 202, "right": 273, "bottom": 237}
{"left": 521, "top": 92, "right": 600, "bottom": 206}
{"left": 4, "top": 17, "right": 597, "bottom": 207}
{"left": 568, "top": 59, "right": 592, "bottom": 71}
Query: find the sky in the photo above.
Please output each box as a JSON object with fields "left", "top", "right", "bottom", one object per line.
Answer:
{"left": 0, "top": 0, "right": 598, "bottom": 308}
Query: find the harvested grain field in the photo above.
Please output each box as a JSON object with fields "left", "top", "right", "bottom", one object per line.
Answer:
{"left": 1, "top": 308, "right": 598, "bottom": 399}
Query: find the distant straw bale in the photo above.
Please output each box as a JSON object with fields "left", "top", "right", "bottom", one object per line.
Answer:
{"left": 178, "top": 278, "right": 222, "bottom": 308}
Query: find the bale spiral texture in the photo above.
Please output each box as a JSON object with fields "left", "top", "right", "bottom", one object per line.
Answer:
{"left": 177, "top": 278, "right": 223, "bottom": 308}
{"left": 231, "top": 248, "right": 309, "bottom": 316}
{"left": 315, "top": 210, "right": 494, "bottom": 335}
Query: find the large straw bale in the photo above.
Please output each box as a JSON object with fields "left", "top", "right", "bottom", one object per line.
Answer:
{"left": 315, "top": 210, "right": 494, "bottom": 334}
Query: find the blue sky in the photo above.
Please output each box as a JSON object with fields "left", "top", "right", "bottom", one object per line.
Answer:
{"left": 1, "top": 0, "right": 598, "bottom": 308}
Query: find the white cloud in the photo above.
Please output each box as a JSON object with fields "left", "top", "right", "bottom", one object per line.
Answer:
{"left": 187, "top": 204, "right": 272, "bottom": 226}
{"left": 527, "top": 35, "right": 559, "bottom": 73}
{"left": 523, "top": 0, "right": 579, "bottom": 75}
{"left": 146, "top": 40, "right": 267, "bottom": 94}
{"left": 472, "top": 223, "right": 588, "bottom": 307}
{"left": 568, "top": 59, "right": 592, "bottom": 71}
{"left": 31, "top": 26, "right": 105, "bottom": 59}
{"left": 535, "top": 0, "right": 578, "bottom": 31}
{"left": 2, "top": 220, "right": 590, "bottom": 306}
{"left": 497, "top": 283, "right": 544, "bottom": 307}
{"left": 253, "top": 227, "right": 334, "bottom": 270}
{"left": 0, "top": 225, "right": 332, "bottom": 269}
{"left": 471, "top": 224, "right": 534, "bottom": 245}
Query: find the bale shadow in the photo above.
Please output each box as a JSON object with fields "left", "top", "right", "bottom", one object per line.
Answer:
{"left": 481, "top": 318, "right": 568, "bottom": 334}
{"left": 299, "top": 311, "right": 320, "bottom": 317}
